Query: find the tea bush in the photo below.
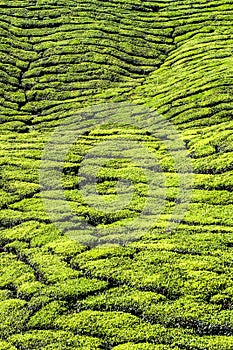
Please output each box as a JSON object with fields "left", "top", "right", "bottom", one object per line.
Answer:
{"left": 9, "top": 330, "right": 102, "bottom": 350}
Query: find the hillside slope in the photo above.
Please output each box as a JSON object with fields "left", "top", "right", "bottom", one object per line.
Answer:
{"left": 1, "top": 1, "right": 233, "bottom": 349}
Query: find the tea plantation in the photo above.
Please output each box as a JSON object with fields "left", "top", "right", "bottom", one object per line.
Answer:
{"left": 1, "top": 0, "right": 233, "bottom": 349}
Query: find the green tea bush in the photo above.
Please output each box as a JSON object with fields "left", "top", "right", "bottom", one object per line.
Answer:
{"left": 9, "top": 330, "right": 102, "bottom": 350}
{"left": 0, "top": 121, "right": 29, "bottom": 133}
{"left": 17, "top": 281, "right": 45, "bottom": 300}
{"left": 79, "top": 285, "right": 166, "bottom": 314}
{"left": 41, "top": 237, "right": 86, "bottom": 258}
{"left": 55, "top": 310, "right": 187, "bottom": 346}
{"left": 174, "top": 334, "right": 233, "bottom": 350}
{"left": 27, "top": 301, "right": 67, "bottom": 329}
{"left": 72, "top": 250, "right": 185, "bottom": 296}
{"left": 112, "top": 344, "right": 180, "bottom": 350}
{"left": 25, "top": 250, "right": 80, "bottom": 283}
{"left": 0, "top": 253, "right": 35, "bottom": 289}
{"left": 0, "top": 289, "right": 12, "bottom": 301}
{"left": 0, "top": 221, "right": 59, "bottom": 245}
{"left": 18, "top": 277, "right": 108, "bottom": 305}
{"left": 0, "top": 299, "right": 29, "bottom": 338}
{"left": 0, "top": 341, "right": 17, "bottom": 350}
{"left": 0, "top": 208, "right": 48, "bottom": 228}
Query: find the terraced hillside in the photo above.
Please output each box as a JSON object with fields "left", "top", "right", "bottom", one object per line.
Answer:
{"left": 1, "top": 0, "right": 233, "bottom": 349}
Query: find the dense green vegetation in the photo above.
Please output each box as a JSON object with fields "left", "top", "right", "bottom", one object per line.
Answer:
{"left": 1, "top": 0, "right": 233, "bottom": 349}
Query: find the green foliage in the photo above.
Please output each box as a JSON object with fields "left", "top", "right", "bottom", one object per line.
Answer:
{"left": 112, "top": 344, "right": 180, "bottom": 350}
{"left": 1, "top": 0, "right": 233, "bottom": 348}
{"left": 79, "top": 285, "right": 166, "bottom": 313}
{"left": 55, "top": 310, "right": 187, "bottom": 346}
{"left": 0, "top": 341, "right": 17, "bottom": 350}
{"left": 18, "top": 277, "right": 108, "bottom": 304}
{"left": 0, "top": 299, "right": 29, "bottom": 338}
{"left": 24, "top": 250, "right": 80, "bottom": 283}
{"left": 27, "top": 301, "right": 67, "bottom": 329}
{"left": 0, "top": 290, "right": 12, "bottom": 301}
{"left": 0, "top": 221, "right": 59, "bottom": 245}
{"left": 175, "top": 334, "right": 233, "bottom": 350}
{"left": 41, "top": 237, "right": 86, "bottom": 258}
{"left": 9, "top": 330, "right": 102, "bottom": 350}
{"left": 0, "top": 253, "right": 35, "bottom": 289}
